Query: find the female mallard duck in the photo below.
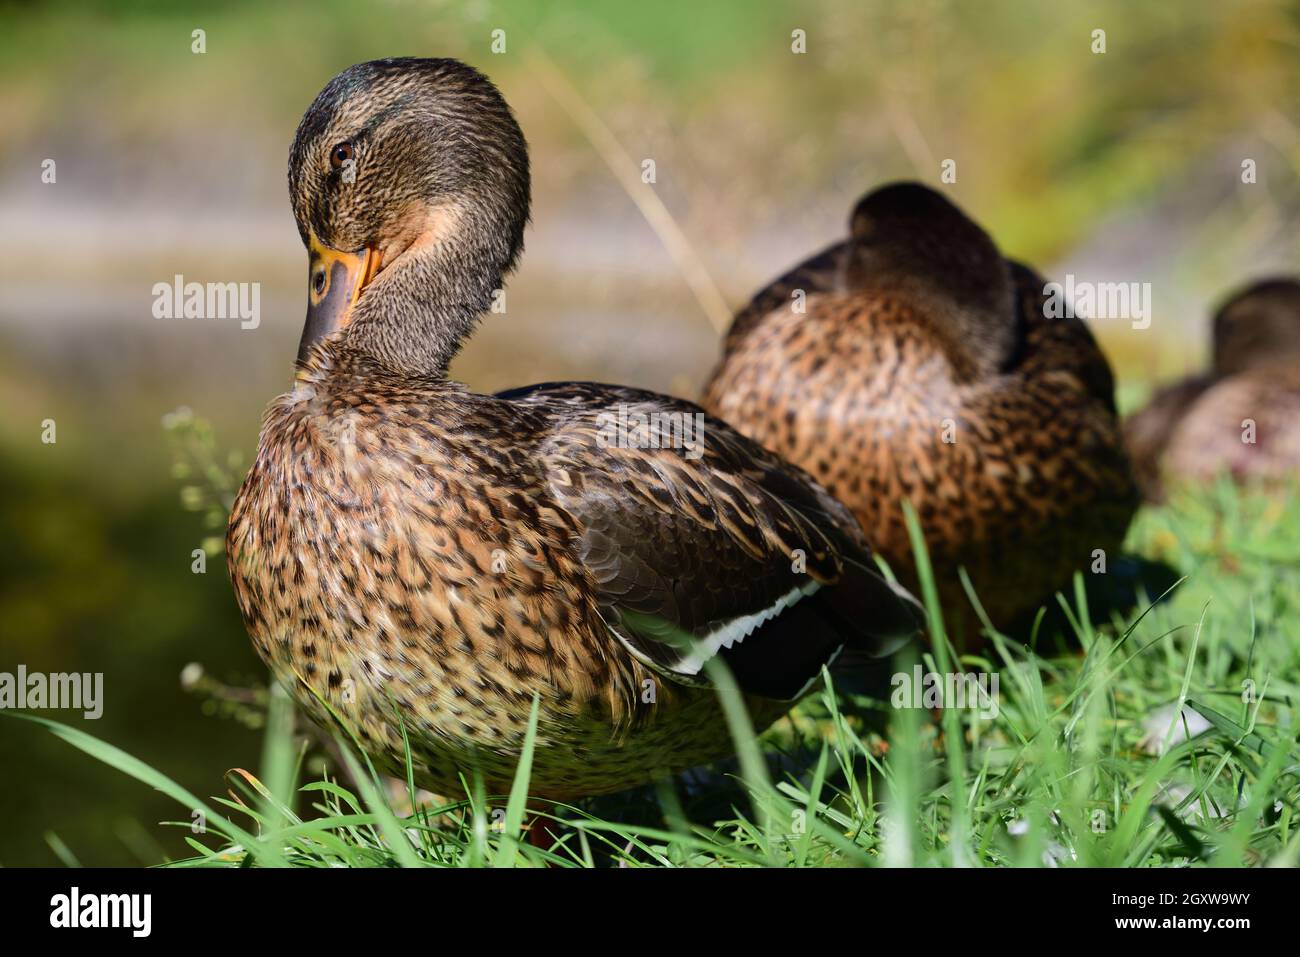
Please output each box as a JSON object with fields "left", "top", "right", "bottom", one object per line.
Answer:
{"left": 226, "top": 58, "right": 923, "bottom": 801}
{"left": 1125, "top": 277, "right": 1300, "bottom": 500}
{"left": 702, "top": 183, "right": 1139, "bottom": 639}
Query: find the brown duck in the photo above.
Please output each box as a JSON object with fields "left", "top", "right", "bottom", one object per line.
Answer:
{"left": 1125, "top": 277, "right": 1300, "bottom": 501}
{"left": 702, "top": 183, "right": 1139, "bottom": 639}
{"left": 226, "top": 58, "right": 923, "bottom": 801}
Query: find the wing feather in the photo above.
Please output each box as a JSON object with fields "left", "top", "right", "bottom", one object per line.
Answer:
{"left": 499, "top": 381, "right": 923, "bottom": 698}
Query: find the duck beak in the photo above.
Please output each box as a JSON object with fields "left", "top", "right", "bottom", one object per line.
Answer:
{"left": 298, "top": 232, "right": 381, "bottom": 363}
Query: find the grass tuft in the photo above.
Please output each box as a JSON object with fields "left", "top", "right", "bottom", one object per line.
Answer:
{"left": 9, "top": 477, "right": 1299, "bottom": 867}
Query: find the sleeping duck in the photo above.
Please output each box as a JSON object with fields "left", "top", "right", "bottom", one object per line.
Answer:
{"left": 702, "top": 183, "right": 1139, "bottom": 641}
{"left": 226, "top": 58, "right": 923, "bottom": 801}
{"left": 1125, "top": 277, "right": 1300, "bottom": 501}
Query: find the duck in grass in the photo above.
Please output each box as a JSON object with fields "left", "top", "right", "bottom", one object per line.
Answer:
{"left": 702, "top": 183, "right": 1139, "bottom": 642}
{"left": 226, "top": 58, "right": 924, "bottom": 801}
{"left": 1125, "top": 278, "right": 1300, "bottom": 501}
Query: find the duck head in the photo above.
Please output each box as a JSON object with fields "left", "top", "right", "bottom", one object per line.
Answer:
{"left": 845, "top": 182, "right": 1017, "bottom": 377}
{"left": 1211, "top": 277, "right": 1300, "bottom": 378}
{"left": 288, "top": 57, "right": 530, "bottom": 376}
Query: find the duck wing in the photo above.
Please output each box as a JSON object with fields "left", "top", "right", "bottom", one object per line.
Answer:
{"left": 499, "top": 381, "right": 924, "bottom": 700}
{"left": 1007, "top": 259, "right": 1119, "bottom": 410}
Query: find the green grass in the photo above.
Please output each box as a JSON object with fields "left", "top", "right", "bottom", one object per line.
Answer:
{"left": 11, "top": 466, "right": 1299, "bottom": 867}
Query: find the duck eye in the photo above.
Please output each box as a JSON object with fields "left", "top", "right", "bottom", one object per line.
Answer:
{"left": 330, "top": 142, "right": 354, "bottom": 170}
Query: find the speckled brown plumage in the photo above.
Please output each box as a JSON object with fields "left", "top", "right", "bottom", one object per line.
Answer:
{"left": 1125, "top": 278, "right": 1300, "bottom": 501}
{"left": 703, "top": 183, "right": 1139, "bottom": 638}
{"left": 227, "top": 59, "right": 923, "bottom": 801}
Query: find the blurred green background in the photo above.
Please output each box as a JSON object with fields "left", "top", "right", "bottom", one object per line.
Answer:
{"left": 0, "top": 0, "right": 1297, "bottom": 865}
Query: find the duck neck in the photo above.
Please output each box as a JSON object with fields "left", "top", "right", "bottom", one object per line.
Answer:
{"left": 343, "top": 228, "right": 507, "bottom": 378}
